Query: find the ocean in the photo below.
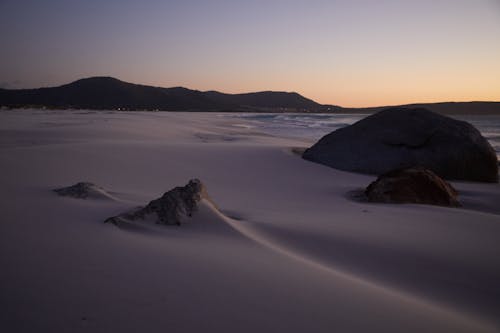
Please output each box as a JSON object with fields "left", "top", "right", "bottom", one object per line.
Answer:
{"left": 225, "top": 113, "right": 500, "bottom": 159}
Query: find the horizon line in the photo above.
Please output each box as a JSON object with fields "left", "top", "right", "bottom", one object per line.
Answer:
{"left": 2, "top": 75, "right": 500, "bottom": 109}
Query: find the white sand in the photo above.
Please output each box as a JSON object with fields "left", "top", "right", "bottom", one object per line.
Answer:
{"left": 1, "top": 110, "right": 499, "bottom": 332}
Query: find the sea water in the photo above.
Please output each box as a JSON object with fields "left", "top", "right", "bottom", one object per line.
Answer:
{"left": 225, "top": 113, "right": 500, "bottom": 159}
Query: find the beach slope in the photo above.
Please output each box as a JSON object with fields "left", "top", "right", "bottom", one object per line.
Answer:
{"left": 1, "top": 110, "right": 499, "bottom": 332}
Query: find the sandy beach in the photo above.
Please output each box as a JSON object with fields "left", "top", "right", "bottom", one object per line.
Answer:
{"left": 1, "top": 110, "right": 499, "bottom": 332}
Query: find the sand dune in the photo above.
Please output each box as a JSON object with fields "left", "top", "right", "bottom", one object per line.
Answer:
{"left": 1, "top": 110, "right": 499, "bottom": 332}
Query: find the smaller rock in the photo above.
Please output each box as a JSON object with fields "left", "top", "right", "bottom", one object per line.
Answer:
{"left": 105, "top": 179, "right": 209, "bottom": 226}
{"left": 365, "top": 167, "right": 460, "bottom": 207}
{"left": 54, "top": 182, "right": 112, "bottom": 200}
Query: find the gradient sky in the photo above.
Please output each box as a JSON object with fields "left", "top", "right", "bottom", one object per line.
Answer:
{"left": 1, "top": 0, "right": 499, "bottom": 107}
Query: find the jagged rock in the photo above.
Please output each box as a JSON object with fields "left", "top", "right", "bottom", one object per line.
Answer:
{"left": 303, "top": 108, "right": 498, "bottom": 182}
{"left": 105, "top": 179, "right": 209, "bottom": 226}
{"left": 365, "top": 167, "right": 460, "bottom": 207}
{"left": 54, "top": 182, "right": 113, "bottom": 200}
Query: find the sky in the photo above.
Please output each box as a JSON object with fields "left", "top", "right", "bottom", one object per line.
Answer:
{"left": 1, "top": 0, "right": 499, "bottom": 107}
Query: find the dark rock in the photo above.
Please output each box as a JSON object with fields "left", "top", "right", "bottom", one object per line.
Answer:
{"left": 105, "top": 179, "right": 209, "bottom": 226}
{"left": 303, "top": 108, "right": 498, "bottom": 182}
{"left": 365, "top": 167, "right": 460, "bottom": 207}
{"left": 54, "top": 182, "right": 113, "bottom": 199}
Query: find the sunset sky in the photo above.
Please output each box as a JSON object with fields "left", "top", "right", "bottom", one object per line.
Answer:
{"left": 1, "top": 0, "right": 499, "bottom": 107}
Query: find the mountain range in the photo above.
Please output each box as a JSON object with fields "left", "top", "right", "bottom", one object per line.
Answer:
{"left": 1, "top": 76, "right": 499, "bottom": 114}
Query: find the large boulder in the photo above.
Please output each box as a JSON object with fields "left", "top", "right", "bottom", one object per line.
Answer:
{"left": 105, "top": 179, "right": 210, "bottom": 226}
{"left": 365, "top": 167, "right": 460, "bottom": 207}
{"left": 303, "top": 108, "right": 498, "bottom": 182}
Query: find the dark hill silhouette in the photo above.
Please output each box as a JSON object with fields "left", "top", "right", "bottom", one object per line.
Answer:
{"left": 342, "top": 101, "right": 500, "bottom": 115}
{"left": 0, "top": 76, "right": 323, "bottom": 111}
{"left": 204, "top": 90, "right": 321, "bottom": 110}
{"left": 1, "top": 76, "right": 499, "bottom": 114}
{"left": 0, "top": 77, "right": 224, "bottom": 111}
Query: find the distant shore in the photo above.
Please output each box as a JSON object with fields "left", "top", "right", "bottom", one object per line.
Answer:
{"left": 1, "top": 77, "right": 499, "bottom": 115}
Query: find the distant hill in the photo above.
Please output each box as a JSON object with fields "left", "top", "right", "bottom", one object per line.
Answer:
{"left": 0, "top": 76, "right": 325, "bottom": 112}
{"left": 342, "top": 101, "right": 500, "bottom": 115}
{"left": 204, "top": 90, "right": 322, "bottom": 110}
{"left": 1, "top": 76, "right": 499, "bottom": 114}
{"left": 0, "top": 77, "right": 224, "bottom": 111}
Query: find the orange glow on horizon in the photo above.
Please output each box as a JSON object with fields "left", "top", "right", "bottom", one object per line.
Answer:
{"left": 3, "top": 1, "right": 499, "bottom": 109}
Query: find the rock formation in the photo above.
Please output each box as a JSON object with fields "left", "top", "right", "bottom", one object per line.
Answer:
{"left": 365, "top": 167, "right": 460, "bottom": 207}
{"left": 104, "top": 179, "right": 210, "bottom": 226}
{"left": 303, "top": 108, "right": 498, "bottom": 182}
{"left": 54, "top": 182, "right": 114, "bottom": 200}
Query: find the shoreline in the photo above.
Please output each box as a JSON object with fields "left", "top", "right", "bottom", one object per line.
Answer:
{"left": 3, "top": 106, "right": 500, "bottom": 116}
